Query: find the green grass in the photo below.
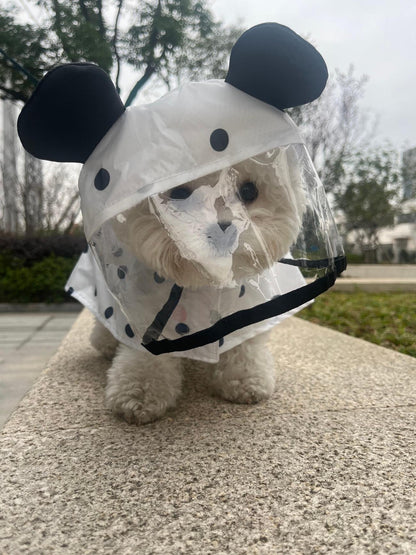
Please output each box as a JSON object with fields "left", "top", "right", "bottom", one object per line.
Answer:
{"left": 298, "top": 291, "right": 416, "bottom": 358}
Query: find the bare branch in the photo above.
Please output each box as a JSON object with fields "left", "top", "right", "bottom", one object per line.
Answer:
{"left": 96, "top": 0, "right": 106, "bottom": 39}
{"left": 52, "top": 0, "right": 74, "bottom": 60}
{"left": 0, "top": 83, "right": 27, "bottom": 102}
{"left": 78, "top": 0, "right": 90, "bottom": 23}
{"left": 112, "top": 0, "right": 124, "bottom": 92}
{"left": 53, "top": 190, "right": 80, "bottom": 231}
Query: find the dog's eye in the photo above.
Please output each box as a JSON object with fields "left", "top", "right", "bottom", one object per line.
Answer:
{"left": 238, "top": 181, "right": 258, "bottom": 204}
{"left": 168, "top": 186, "right": 192, "bottom": 200}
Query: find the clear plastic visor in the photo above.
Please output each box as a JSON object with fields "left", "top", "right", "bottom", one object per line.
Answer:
{"left": 88, "top": 144, "right": 344, "bottom": 350}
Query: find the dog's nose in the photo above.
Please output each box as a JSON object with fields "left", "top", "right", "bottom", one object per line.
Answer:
{"left": 218, "top": 221, "right": 232, "bottom": 232}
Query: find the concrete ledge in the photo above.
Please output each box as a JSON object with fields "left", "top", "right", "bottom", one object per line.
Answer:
{"left": 2, "top": 310, "right": 416, "bottom": 553}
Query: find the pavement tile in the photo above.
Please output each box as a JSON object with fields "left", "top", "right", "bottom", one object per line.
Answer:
{"left": 0, "top": 313, "right": 79, "bottom": 428}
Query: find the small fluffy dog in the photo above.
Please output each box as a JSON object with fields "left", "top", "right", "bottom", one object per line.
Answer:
{"left": 17, "top": 22, "right": 330, "bottom": 425}
{"left": 91, "top": 152, "right": 305, "bottom": 424}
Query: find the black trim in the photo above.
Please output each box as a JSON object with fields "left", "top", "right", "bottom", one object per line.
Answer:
{"left": 142, "top": 284, "right": 183, "bottom": 344}
{"left": 142, "top": 255, "right": 346, "bottom": 355}
{"left": 279, "top": 255, "right": 346, "bottom": 272}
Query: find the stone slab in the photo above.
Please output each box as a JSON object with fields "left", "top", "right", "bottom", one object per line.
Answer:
{"left": 1, "top": 310, "right": 416, "bottom": 553}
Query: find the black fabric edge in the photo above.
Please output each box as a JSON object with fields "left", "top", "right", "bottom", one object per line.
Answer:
{"left": 142, "top": 255, "right": 347, "bottom": 355}
{"left": 278, "top": 255, "right": 345, "bottom": 270}
{"left": 142, "top": 284, "right": 183, "bottom": 344}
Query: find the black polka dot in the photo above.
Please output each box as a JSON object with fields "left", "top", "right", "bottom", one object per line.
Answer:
{"left": 67, "top": 286, "right": 74, "bottom": 295}
{"left": 94, "top": 286, "right": 97, "bottom": 297}
{"left": 104, "top": 307, "right": 114, "bottom": 319}
{"left": 117, "top": 265, "right": 128, "bottom": 279}
{"left": 219, "top": 337, "right": 224, "bottom": 347}
{"left": 112, "top": 247, "right": 123, "bottom": 257}
{"left": 125, "top": 324, "right": 134, "bottom": 338}
{"left": 175, "top": 323, "right": 190, "bottom": 335}
{"left": 94, "top": 168, "right": 110, "bottom": 191}
{"left": 210, "top": 128, "right": 229, "bottom": 151}
{"left": 154, "top": 272, "right": 165, "bottom": 284}
{"left": 239, "top": 285, "right": 245, "bottom": 297}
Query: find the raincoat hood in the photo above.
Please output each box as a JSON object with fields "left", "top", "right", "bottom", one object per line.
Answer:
{"left": 79, "top": 80, "right": 303, "bottom": 241}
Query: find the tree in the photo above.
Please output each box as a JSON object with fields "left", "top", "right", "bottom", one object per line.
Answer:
{"left": 289, "top": 66, "right": 376, "bottom": 194}
{"left": 0, "top": 0, "right": 242, "bottom": 105}
{"left": 402, "top": 147, "right": 416, "bottom": 201}
{"left": 1, "top": 98, "right": 19, "bottom": 233}
{"left": 334, "top": 148, "right": 401, "bottom": 261}
{"left": 1, "top": 0, "right": 241, "bottom": 235}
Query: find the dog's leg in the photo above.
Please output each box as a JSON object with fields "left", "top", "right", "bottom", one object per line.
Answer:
{"left": 105, "top": 344, "right": 183, "bottom": 424}
{"left": 90, "top": 318, "right": 119, "bottom": 360}
{"left": 211, "top": 332, "right": 276, "bottom": 404}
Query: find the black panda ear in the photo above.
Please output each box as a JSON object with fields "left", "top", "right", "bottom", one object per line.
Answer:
{"left": 17, "top": 63, "right": 125, "bottom": 163}
{"left": 225, "top": 22, "right": 328, "bottom": 110}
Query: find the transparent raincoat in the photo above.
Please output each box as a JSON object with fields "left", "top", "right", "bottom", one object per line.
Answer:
{"left": 17, "top": 23, "right": 346, "bottom": 362}
{"left": 64, "top": 80, "right": 346, "bottom": 362}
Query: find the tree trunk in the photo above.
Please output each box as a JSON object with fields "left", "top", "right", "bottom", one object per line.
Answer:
{"left": 23, "top": 152, "right": 43, "bottom": 235}
{"left": 2, "top": 99, "right": 19, "bottom": 233}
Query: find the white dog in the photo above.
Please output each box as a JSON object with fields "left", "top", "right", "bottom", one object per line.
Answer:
{"left": 91, "top": 152, "right": 305, "bottom": 424}
{"left": 18, "top": 22, "right": 337, "bottom": 425}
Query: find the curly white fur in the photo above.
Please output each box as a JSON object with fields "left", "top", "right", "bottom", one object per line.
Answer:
{"left": 92, "top": 149, "right": 304, "bottom": 424}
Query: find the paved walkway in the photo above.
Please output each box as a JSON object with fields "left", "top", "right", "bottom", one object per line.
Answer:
{"left": 342, "top": 264, "right": 416, "bottom": 279}
{"left": 0, "top": 313, "right": 79, "bottom": 428}
{"left": 336, "top": 264, "right": 416, "bottom": 292}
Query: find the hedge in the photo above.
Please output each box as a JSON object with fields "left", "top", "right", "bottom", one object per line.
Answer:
{"left": 0, "top": 233, "right": 86, "bottom": 303}
{"left": 0, "top": 233, "right": 87, "bottom": 263}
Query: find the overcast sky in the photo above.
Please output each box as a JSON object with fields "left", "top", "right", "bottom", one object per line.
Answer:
{"left": 212, "top": 0, "right": 416, "bottom": 151}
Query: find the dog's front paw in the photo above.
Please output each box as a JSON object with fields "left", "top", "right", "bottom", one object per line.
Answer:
{"left": 212, "top": 371, "right": 275, "bottom": 404}
{"left": 106, "top": 383, "right": 179, "bottom": 424}
{"left": 105, "top": 346, "right": 183, "bottom": 424}
{"left": 212, "top": 334, "right": 276, "bottom": 404}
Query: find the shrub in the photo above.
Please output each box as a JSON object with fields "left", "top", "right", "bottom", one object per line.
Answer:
{"left": 0, "top": 232, "right": 86, "bottom": 303}
{"left": 344, "top": 251, "right": 364, "bottom": 264}
{"left": 0, "top": 254, "right": 77, "bottom": 303}
{"left": 0, "top": 232, "right": 87, "bottom": 265}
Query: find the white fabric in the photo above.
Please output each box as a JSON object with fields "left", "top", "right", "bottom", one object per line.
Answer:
{"left": 78, "top": 80, "right": 303, "bottom": 240}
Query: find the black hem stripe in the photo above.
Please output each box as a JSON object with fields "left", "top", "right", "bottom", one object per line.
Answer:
{"left": 142, "top": 284, "right": 183, "bottom": 344}
{"left": 142, "top": 255, "right": 346, "bottom": 355}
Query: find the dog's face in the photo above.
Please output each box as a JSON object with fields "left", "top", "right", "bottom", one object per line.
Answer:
{"left": 116, "top": 150, "right": 305, "bottom": 288}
